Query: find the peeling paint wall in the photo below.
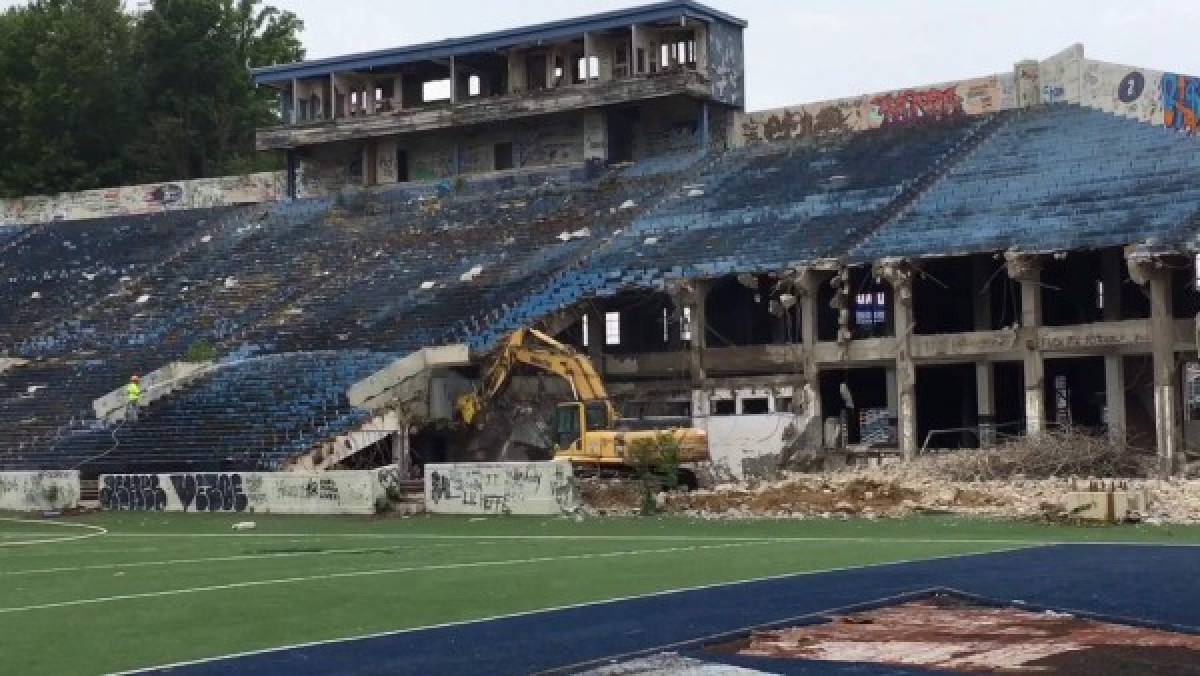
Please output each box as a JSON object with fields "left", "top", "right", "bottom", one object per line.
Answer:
{"left": 0, "top": 471, "right": 80, "bottom": 511}
{"left": 0, "top": 172, "right": 285, "bottom": 226}
{"left": 706, "top": 18, "right": 744, "bottom": 108}
{"left": 424, "top": 461, "right": 577, "bottom": 515}
{"left": 692, "top": 386, "right": 795, "bottom": 480}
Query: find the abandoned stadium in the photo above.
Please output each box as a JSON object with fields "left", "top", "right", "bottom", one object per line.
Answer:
{"left": 3, "top": 2, "right": 1200, "bottom": 673}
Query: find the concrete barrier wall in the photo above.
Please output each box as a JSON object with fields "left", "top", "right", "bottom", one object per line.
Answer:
{"left": 0, "top": 171, "right": 285, "bottom": 226}
{"left": 0, "top": 471, "right": 80, "bottom": 511}
{"left": 425, "top": 461, "right": 578, "bottom": 515}
{"left": 93, "top": 361, "right": 214, "bottom": 423}
{"left": 99, "top": 470, "right": 382, "bottom": 514}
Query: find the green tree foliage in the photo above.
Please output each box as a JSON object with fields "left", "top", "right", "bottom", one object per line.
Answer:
{"left": 0, "top": 0, "right": 304, "bottom": 197}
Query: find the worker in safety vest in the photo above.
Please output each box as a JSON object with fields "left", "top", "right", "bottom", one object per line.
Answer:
{"left": 126, "top": 375, "right": 142, "bottom": 422}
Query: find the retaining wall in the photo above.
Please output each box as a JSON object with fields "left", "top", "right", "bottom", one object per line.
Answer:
{"left": 0, "top": 471, "right": 81, "bottom": 511}
{"left": 424, "top": 461, "right": 578, "bottom": 515}
{"left": 98, "top": 470, "right": 383, "bottom": 514}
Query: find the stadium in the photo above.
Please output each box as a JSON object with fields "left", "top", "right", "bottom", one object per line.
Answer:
{"left": 2, "top": 1, "right": 1200, "bottom": 673}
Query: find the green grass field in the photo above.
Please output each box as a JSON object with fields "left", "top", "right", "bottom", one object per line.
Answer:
{"left": 3, "top": 512, "right": 1200, "bottom": 675}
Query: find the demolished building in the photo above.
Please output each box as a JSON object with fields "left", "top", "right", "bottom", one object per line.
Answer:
{"left": 3, "top": 2, "right": 1200, "bottom": 481}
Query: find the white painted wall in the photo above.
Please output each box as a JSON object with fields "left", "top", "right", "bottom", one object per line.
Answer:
{"left": 692, "top": 386, "right": 798, "bottom": 480}
{"left": 424, "top": 461, "right": 577, "bottom": 515}
{"left": 98, "top": 470, "right": 383, "bottom": 514}
{"left": 0, "top": 471, "right": 80, "bottom": 511}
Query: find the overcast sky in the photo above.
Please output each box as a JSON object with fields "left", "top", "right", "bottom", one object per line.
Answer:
{"left": 4, "top": 0, "right": 1198, "bottom": 111}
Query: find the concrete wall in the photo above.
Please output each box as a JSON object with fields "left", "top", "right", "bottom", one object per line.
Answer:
{"left": 0, "top": 172, "right": 285, "bottom": 226}
{"left": 692, "top": 386, "right": 797, "bottom": 480}
{"left": 0, "top": 471, "right": 80, "bottom": 511}
{"left": 98, "top": 470, "right": 383, "bottom": 514}
{"left": 738, "top": 72, "right": 1015, "bottom": 146}
{"left": 424, "top": 461, "right": 578, "bottom": 515}
{"left": 738, "top": 44, "right": 1200, "bottom": 148}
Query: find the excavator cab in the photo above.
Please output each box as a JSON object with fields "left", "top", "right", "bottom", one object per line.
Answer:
{"left": 553, "top": 400, "right": 611, "bottom": 452}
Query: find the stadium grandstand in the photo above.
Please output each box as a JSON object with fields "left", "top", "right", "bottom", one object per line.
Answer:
{"left": 2, "top": 1, "right": 1200, "bottom": 486}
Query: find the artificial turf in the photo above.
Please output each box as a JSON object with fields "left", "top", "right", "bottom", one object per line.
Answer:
{"left": 2, "top": 512, "right": 1198, "bottom": 675}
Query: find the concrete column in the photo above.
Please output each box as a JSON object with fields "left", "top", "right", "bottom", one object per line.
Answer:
{"left": 583, "top": 32, "right": 593, "bottom": 84}
{"left": 885, "top": 367, "right": 899, "bottom": 445}
{"left": 1105, "top": 354, "right": 1126, "bottom": 444}
{"left": 330, "top": 73, "right": 338, "bottom": 118}
{"left": 976, "top": 361, "right": 996, "bottom": 447}
{"left": 1007, "top": 253, "right": 1045, "bottom": 437}
{"left": 877, "top": 260, "right": 916, "bottom": 459}
{"left": 894, "top": 273, "right": 917, "bottom": 459}
{"left": 699, "top": 101, "right": 710, "bottom": 154}
{"left": 1150, "top": 269, "right": 1180, "bottom": 474}
{"left": 449, "top": 56, "right": 458, "bottom": 104}
{"left": 798, "top": 269, "right": 824, "bottom": 449}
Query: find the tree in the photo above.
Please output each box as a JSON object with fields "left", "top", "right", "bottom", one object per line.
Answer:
{"left": 128, "top": 0, "right": 304, "bottom": 182}
{"left": 0, "top": 0, "right": 305, "bottom": 197}
{"left": 0, "top": 0, "right": 139, "bottom": 196}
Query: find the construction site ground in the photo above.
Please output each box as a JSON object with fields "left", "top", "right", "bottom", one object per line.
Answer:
{"left": 3, "top": 513, "right": 1200, "bottom": 675}
{"left": 581, "top": 462, "right": 1200, "bottom": 524}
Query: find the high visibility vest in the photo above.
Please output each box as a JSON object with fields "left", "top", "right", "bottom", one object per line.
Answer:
{"left": 127, "top": 383, "right": 141, "bottom": 403}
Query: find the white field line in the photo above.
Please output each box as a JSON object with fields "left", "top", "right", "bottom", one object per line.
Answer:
{"left": 0, "top": 517, "right": 107, "bottom": 547}
{"left": 0, "top": 541, "right": 772, "bottom": 615}
{"left": 85, "top": 532, "right": 1200, "bottom": 547}
{"left": 119, "top": 544, "right": 1038, "bottom": 676}
{"left": 1, "top": 544, "right": 465, "bottom": 576}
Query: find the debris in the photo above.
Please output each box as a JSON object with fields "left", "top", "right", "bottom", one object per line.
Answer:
{"left": 557, "top": 227, "right": 591, "bottom": 242}
{"left": 200, "top": 235, "right": 212, "bottom": 243}
{"left": 135, "top": 294, "right": 150, "bottom": 304}
{"left": 29, "top": 291, "right": 41, "bottom": 299}
{"left": 686, "top": 188, "right": 705, "bottom": 197}
{"left": 643, "top": 236, "right": 659, "bottom": 245}
{"left": 231, "top": 521, "right": 256, "bottom": 530}
{"left": 459, "top": 265, "right": 484, "bottom": 282}
{"left": 224, "top": 276, "right": 238, "bottom": 289}
{"left": 420, "top": 280, "right": 436, "bottom": 290}
{"left": 619, "top": 199, "right": 637, "bottom": 210}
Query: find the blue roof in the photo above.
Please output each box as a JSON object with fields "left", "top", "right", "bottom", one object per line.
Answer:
{"left": 252, "top": 1, "right": 745, "bottom": 85}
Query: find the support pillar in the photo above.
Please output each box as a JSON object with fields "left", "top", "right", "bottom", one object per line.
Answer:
{"left": 1007, "top": 252, "right": 1045, "bottom": 437}
{"left": 1105, "top": 354, "right": 1126, "bottom": 444}
{"left": 449, "top": 55, "right": 457, "bottom": 104}
{"left": 877, "top": 260, "right": 917, "bottom": 459}
{"left": 798, "top": 269, "right": 824, "bottom": 449}
{"left": 976, "top": 362, "right": 996, "bottom": 447}
{"left": 290, "top": 78, "right": 298, "bottom": 124}
{"left": 1150, "top": 268, "right": 1180, "bottom": 474}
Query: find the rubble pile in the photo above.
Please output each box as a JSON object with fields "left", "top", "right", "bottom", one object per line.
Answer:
{"left": 578, "top": 457, "right": 1200, "bottom": 523}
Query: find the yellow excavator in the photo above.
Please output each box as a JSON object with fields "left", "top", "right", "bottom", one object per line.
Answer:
{"left": 456, "top": 328, "right": 709, "bottom": 484}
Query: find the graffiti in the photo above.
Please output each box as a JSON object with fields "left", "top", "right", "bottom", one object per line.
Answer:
{"left": 147, "top": 183, "right": 183, "bottom": 205}
{"left": 870, "top": 87, "right": 963, "bottom": 127}
{"left": 100, "top": 470, "right": 380, "bottom": 514}
{"left": 1118, "top": 72, "right": 1145, "bottom": 104}
{"left": 99, "top": 474, "right": 168, "bottom": 511}
{"left": 741, "top": 105, "right": 850, "bottom": 144}
{"left": 425, "top": 462, "right": 578, "bottom": 515}
{"left": 1041, "top": 85, "right": 1066, "bottom": 104}
{"left": 1162, "top": 73, "right": 1200, "bottom": 133}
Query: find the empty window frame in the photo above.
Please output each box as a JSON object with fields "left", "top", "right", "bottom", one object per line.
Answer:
{"left": 712, "top": 398, "right": 735, "bottom": 415}
{"left": 604, "top": 311, "right": 621, "bottom": 346}
{"left": 740, "top": 397, "right": 770, "bottom": 415}
{"left": 422, "top": 79, "right": 451, "bottom": 102}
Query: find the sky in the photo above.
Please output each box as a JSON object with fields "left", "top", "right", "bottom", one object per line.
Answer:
{"left": 3, "top": 0, "right": 1198, "bottom": 111}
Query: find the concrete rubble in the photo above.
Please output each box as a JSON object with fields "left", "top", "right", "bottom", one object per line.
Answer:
{"left": 579, "top": 457, "right": 1200, "bottom": 523}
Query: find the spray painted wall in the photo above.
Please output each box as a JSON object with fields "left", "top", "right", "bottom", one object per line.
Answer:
{"left": 738, "top": 73, "right": 1015, "bottom": 146}
{"left": 424, "top": 461, "right": 578, "bottom": 515}
{"left": 0, "top": 471, "right": 80, "bottom": 511}
{"left": 98, "top": 470, "right": 383, "bottom": 514}
{"left": 0, "top": 172, "right": 285, "bottom": 226}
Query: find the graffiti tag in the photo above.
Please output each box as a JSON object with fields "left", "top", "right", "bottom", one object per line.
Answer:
{"left": 870, "top": 87, "right": 963, "bottom": 127}
{"left": 1163, "top": 73, "right": 1200, "bottom": 133}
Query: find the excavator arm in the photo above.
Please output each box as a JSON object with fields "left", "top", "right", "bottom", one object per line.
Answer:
{"left": 457, "top": 328, "right": 613, "bottom": 425}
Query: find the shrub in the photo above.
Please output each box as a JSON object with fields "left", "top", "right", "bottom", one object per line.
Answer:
{"left": 628, "top": 432, "right": 683, "bottom": 515}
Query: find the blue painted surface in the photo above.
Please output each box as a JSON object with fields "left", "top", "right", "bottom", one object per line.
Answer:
{"left": 148, "top": 544, "right": 1200, "bottom": 675}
